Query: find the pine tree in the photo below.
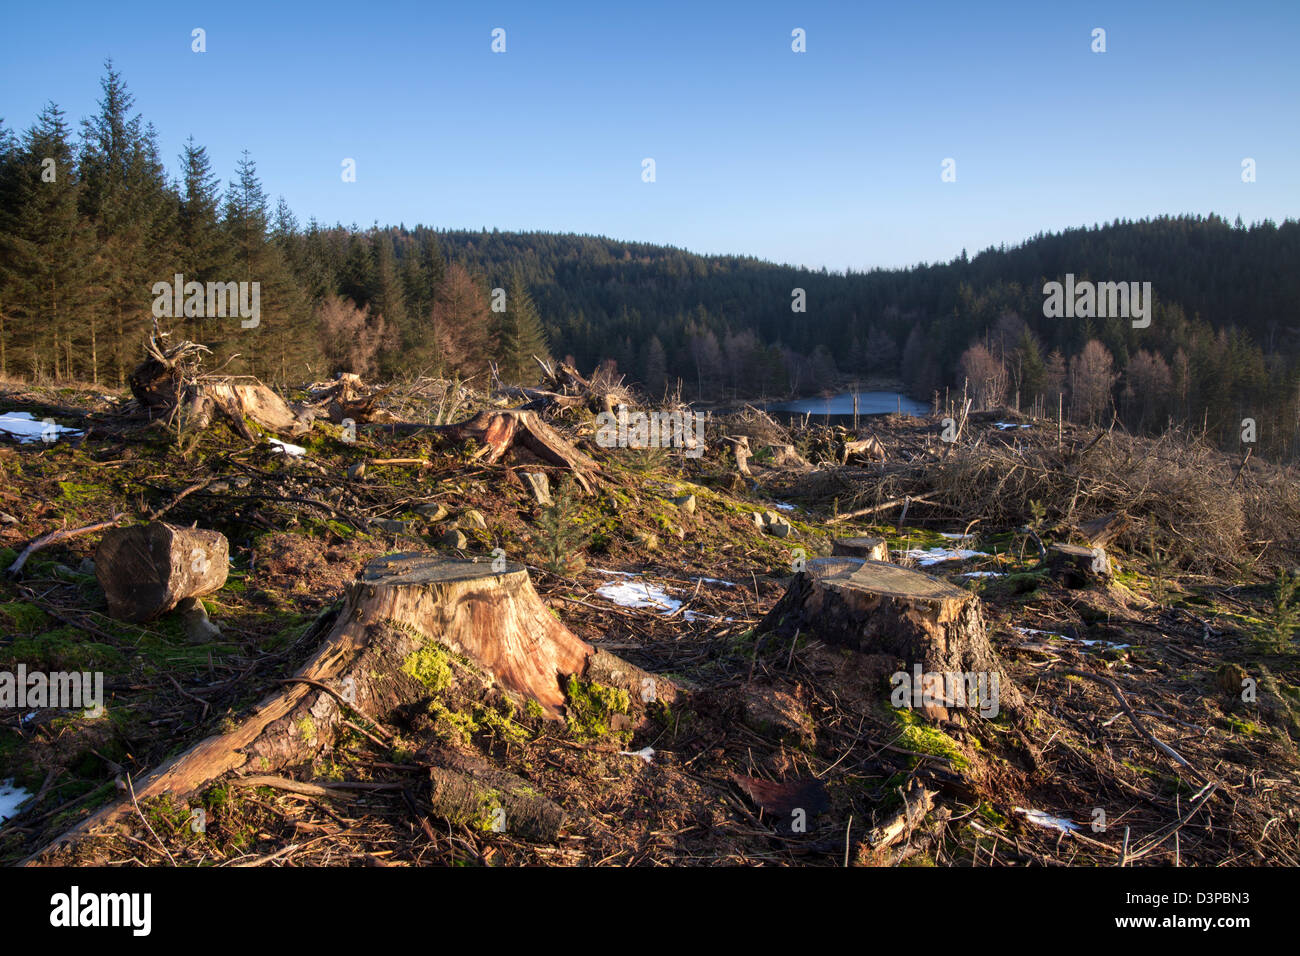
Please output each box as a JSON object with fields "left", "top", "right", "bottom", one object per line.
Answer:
{"left": 494, "top": 271, "right": 550, "bottom": 383}
{"left": 79, "top": 62, "right": 178, "bottom": 385}
{"left": 0, "top": 103, "right": 98, "bottom": 380}
{"left": 177, "top": 136, "right": 228, "bottom": 343}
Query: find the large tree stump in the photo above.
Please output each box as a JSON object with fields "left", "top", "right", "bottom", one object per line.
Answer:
{"left": 95, "top": 522, "right": 229, "bottom": 622}
{"left": 31, "top": 554, "right": 669, "bottom": 861}
{"left": 184, "top": 378, "right": 313, "bottom": 439}
{"left": 759, "top": 557, "right": 1022, "bottom": 714}
{"left": 368, "top": 410, "right": 600, "bottom": 492}
{"left": 831, "top": 536, "right": 890, "bottom": 561}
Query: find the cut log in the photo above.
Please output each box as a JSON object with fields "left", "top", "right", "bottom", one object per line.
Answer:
{"left": 759, "top": 557, "right": 1022, "bottom": 714}
{"left": 1049, "top": 542, "right": 1112, "bottom": 588}
{"left": 94, "top": 522, "right": 229, "bottom": 622}
{"left": 31, "top": 554, "right": 670, "bottom": 862}
{"left": 831, "top": 536, "right": 890, "bottom": 562}
{"left": 428, "top": 753, "right": 565, "bottom": 842}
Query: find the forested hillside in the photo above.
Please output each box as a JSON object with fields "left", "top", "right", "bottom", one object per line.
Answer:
{"left": 2, "top": 65, "right": 1298, "bottom": 456}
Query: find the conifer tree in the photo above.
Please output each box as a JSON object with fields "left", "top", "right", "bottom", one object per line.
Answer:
{"left": 494, "top": 271, "right": 550, "bottom": 383}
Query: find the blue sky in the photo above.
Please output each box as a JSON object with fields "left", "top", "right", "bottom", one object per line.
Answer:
{"left": 1, "top": 0, "right": 1295, "bottom": 271}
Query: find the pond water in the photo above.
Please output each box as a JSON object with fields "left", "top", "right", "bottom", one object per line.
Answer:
{"left": 764, "top": 390, "right": 930, "bottom": 418}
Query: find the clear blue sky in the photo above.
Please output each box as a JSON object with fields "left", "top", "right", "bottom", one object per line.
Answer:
{"left": 1, "top": 0, "right": 1295, "bottom": 271}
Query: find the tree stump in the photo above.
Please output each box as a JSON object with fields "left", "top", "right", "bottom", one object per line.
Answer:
{"left": 1049, "top": 542, "right": 1112, "bottom": 588}
{"left": 831, "top": 536, "right": 890, "bottom": 562}
{"left": 184, "top": 379, "right": 313, "bottom": 439}
{"left": 436, "top": 410, "right": 600, "bottom": 493}
{"left": 759, "top": 557, "right": 1022, "bottom": 714}
{"left": 95, "top": 522, "right": 229, "bottom": 622}
{"left": 32, "top": 554, "right": 673, "bottom": 860}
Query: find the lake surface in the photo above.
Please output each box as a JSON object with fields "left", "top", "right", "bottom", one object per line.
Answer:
{"left": 764, "top": 390, "right": 930, "bottom": 418}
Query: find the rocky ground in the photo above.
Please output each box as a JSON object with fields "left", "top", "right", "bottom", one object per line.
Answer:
{"left": 1, "top": 377, "right": 1298, "bottom": 867}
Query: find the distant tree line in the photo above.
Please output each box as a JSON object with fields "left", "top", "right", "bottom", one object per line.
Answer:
{"left": 2, "top": 65, "right": 1298, "bottom": 457}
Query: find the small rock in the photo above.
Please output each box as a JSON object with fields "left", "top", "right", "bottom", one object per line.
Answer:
{"left": 0, "top": 512, "right": 20, "bottom": 525}
{"left": 669, "top": 494, "right": 696, "bottom": 515}
{"left": 77, "top": 557, "right": 95, "bottom": 575}
{"left": 347, "top": 462, "right": 367, "bottom": 481}
{"left": 178, "top": 597, "right": 222, "bottom": 644}
{"left": 632, "top": 530, "right": 659, "bottom": 551}
{"left": 438, "top": 529, "right": 468, "bottom": 549}
{"left": 751, "top": 512, "right": 766, "bottom": 528}
{"left": 373, "top": 519, "right": 409, "bottom": 534}
{"left": 208, "top": 480, "right": 230, "bottom": 493}
{"left": 461, "top": 509, "right": 487, "bottom": 530}
{"left": 416, "top": 502, "right": 449, "bottom": 521}
{"left": 231, "top": 475, "right": 252, "bottom": 489}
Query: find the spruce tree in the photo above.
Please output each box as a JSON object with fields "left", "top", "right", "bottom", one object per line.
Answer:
{"left": 495, "top": 271, "right": 550, "bottom": 383}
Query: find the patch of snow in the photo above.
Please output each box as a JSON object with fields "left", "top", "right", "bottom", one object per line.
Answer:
{"left": 1014, "top": 626, "right": 1064, "bottom": 638}
{"left": 694, "top": 576, "right": 739, "bottom": 587}
{"left": 619, "top": 746, "right": 655, "bottom": 764}
{"left": 1014, "top": 807, "right": 1079, "bottom": 832}
{"left": 772, "top": 502, "right": 797, "bottom": 512}
{"left": 995, "top": 422, "right": 1032, "bottom": 431}
{"left": 0, "top": 411, "right": 82, "bottom": 444}
{"left": 1013, "top": 626, "right": 1129, "bottom": 650}
{"left": 267, "top": 438, "right": 306, "bottom": 456}
{"left": 0, "top": 779, "right": 32, "bottom": 823}
{"left": 591, "top": 567, "right": 638, "bottom": 578}
{"left": 962, "top": 571, "right": 1005, "bottom": 578}
{"left": 897, "top": 547, "right": 989, "bottom": 566}
{"left": 596, "top": 580, "right": 682, "bottom": 615}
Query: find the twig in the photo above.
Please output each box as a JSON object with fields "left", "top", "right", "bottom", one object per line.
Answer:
{"left": 6, "top": 513, "right": 125, "bottom": 577}
{"left": 1057, "top": 668, "right": 1208, "bottom": 783}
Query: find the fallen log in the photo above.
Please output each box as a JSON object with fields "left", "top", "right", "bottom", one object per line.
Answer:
{"left": 94, "top": 521, "right": 229, "bottom": 622}
{"left": 826, "top": 493, "right": 938, "bottom": 525}
{"left": 759, "top": 557, "right": 1023, "bottom": 716}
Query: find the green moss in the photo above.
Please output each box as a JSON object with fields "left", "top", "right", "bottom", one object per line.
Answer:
{"left": 428, "top": 699, "right": 477, "bottom": 745}
{"left": 1224, "top": 716, "right": 1261, "bottom": 735}
{"left": 893, "top": 708, "right": 970, "bottom": 770}
{"left": 56, "top": 480, "right": 107, "bottom": 504}
{"left": 3, "top": 627, "right": 123, "bottom": 672}
{"left": 0, "top": 602, "right": 50, "bottom": 634}
{"left": 402, "top": 642, "right": 454, "bottom": 693}
{"left": 977, "top": 802, "right": 1007, "bottom": 826}
{"left": 564, "top": 675, "right": 631, "bottom": 741}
